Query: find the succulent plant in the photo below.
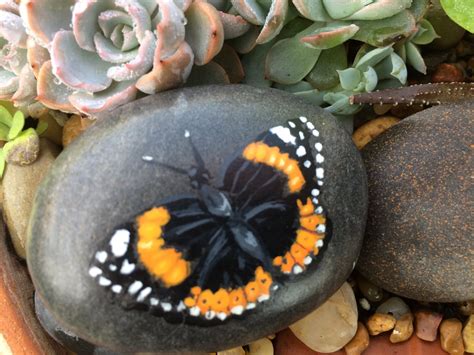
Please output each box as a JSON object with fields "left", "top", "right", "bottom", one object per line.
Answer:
{"left": 0, "top": 104, "right": 48, "bottom": 176}
{"left": 0, "top": 0, "right": 38, "bottom": 112}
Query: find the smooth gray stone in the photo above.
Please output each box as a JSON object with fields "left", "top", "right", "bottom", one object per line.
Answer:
{"left": 28, "top": 85, "right": 367, "bottom": 352}
{"left": 358, "top": 103, "right": 474, "bottom": 302}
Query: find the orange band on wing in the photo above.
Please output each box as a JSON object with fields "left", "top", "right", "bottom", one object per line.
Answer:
{"left": 242, "top": 141, "right": 305, "bottom": 193}
{"left": 136, "top": 207, "right": 190, "bottom": 287}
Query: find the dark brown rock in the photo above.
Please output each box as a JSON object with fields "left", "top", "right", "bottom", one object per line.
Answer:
{"left": 358, "top": 103, "right": 474, "bottom": 302}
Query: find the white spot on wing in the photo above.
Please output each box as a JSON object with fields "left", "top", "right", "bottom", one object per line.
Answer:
{"left": 316, "top": 168, "right": 324, "bottom": 179}
{"left": 315, "top": 206, "right": 324, "bottom": 214}
{"left": 293, "top": 265, "right": 303, "bottom": 274}
{"left": 161, "top": 303, "right": 172, "bottom": 312}
{"left": 150, "top": 298, "right": 159, "bottom": 306}
{"left": 304, "top": 256, "right": 312, "bottom": 265}
{"left": 258, "top": 294, "right": 270, "bottom": 302}
{"left": 109, "top": 229, "right": 130, "bottom": 257}
{"left": 299, "top": 131, "right": 305, "bottom": 140}
{"left": 317, "top": 224, "right": 326, "bottom": 233}
{"left": 95, "top": 251, "right": 107, "bottom": 263}
{"left": 128, "top": 281, "right": 143, "bottom": 295}
{"left": 217, "top": 312, "right": 227, "bottom": 321}
{"left": 304, "top": 160, "right": 311, "bottom": 168}
{"left": 231, "top": 306, "right": 244, "bottom": 315}
{"left": 288, "top": 121, "right": 296, "bottom": 128}
{"left": 246, "top": 303, "right": 256, "bottom": 310}
{"left": 177, "top": 301, "right": 186, "bottom": 312}
{"left": 296, "top": 146, "right": 307, "bottom": 157}
{"left": 299, "top": 116, "right": 308, "bottom": 123}
{"left": 315, "top": 142, "right": 323, "bottom": 151}
{"left": 205, "top": 311, "right": 216, "bottom": 320}
{"left": 89, "top": 266, "right": 102, "bottom": 278}
{"left": 109, "top": 264, "right": 117, "bottom": 271}
{"left": 137, "top": 287, "right": 152, "bottom": 302}
{"left": 311, "top": 189, "right": 320, "bottom": 197}
{"left": 190, "top": 307, "right": 200, "bottom": 316}
{"left": 318, "top": 180, "right": 324, "bottom": 186}
{"left": 120, "top": 259, "right": 135, "bottom": 274}
{"left": 312, "top": 198, "right": 319, "bottom": 204}
{"left": 111, "top": 285, "right": 123, "bottom": 293}
{"left": 99, "top": 277, "right": 112, "bottom": 286}
{"left": 270, "top": 126, "right": 297, "bottom": 145}
{"left": 312, "top": 130, "right": 320, "bottom": 137}
{"left": 306, "top": 122, "right": 315, "bottom": 130}
{"left": 316, "top": 239, "right": 324, "bottom": 247}
{"left": 316, "top": 154, "right": 324, "bottom": 163}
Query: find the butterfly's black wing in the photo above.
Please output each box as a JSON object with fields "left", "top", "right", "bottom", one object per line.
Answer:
{"left": 219, "top": 116, "right": 328, "bottom": 276}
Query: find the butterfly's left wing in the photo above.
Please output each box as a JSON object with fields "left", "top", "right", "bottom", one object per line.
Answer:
{"left": 219, "top": 117, "right": 329, "bottom": 276}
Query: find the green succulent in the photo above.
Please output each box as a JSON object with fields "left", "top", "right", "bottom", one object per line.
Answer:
{"left": 0, "top": 105, "right": 47, "bottom": 177}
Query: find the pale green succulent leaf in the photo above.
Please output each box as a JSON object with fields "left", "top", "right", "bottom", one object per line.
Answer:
{"left": 306, "top": 45, "right": 348, "bottom": 90}
{"left": 338, "top": 68, "right": 361, "bottom": 91}
{"left": 0, "top": 123, "right": 9, "bottom": 141}
{"left": 355, "top": 45, "right": 394, "bottom": 70}
{"left": 229, "top": 26, "right": 260, "bottom": 54}
{"left": 373, "top": 52, "right": 407, "bottom": 84}
{"left": 0, "top": 105, "right": 13, "bottom": 127}
{"left": 292, "top": 0, "right": 332, "bottom": 21}
{"left": 231, "top": 0, "right": 266, "bottom": 25}
{"left": 294, "top": 90, "right": 326, "bottom": 106}
{"left": 440, "top": 0, "right": 474, "bottom": 33}
{"left": 242, "top": 41, "right": 274, "bottom": 87}
{"left": 348, "top": 10, "right": 417, "bottom": 46}
{"left": 322, "top": 0, "right": 373, "bottom": 20}
{"left": 0, "top": 70, "right": 19, "bottom": 97}
{"left": 265, "top": 35, "right": 321, "bottom": 84}
{"left": 276, "top": 17, "right": 315, "bottom": 39}
{"left": 300, "top": 24, "right": 359, "bottom": 49}
{"left": 36, "top": 121, "right": 49, "bottom": 136}
{"left": 256, "top": 0, "right": 289, "bottom": 44}
{"left": 363, "top": 66, "right": 378, "bottom": 92}
{"left": 346, "top": 0, "right": 412, "bottom": 20}
{"left": 411, "top": 19, "right": 439, "bottom": 45}
{"left": 186, "top": 62, "right": 230, "bottom": 86}
{"left": 273, "top": 81, "right": 314, "bottom": 92}
{"left": 324, "top": 92, "right": 361, "bottom": 115}
{"left": 405, "top": 41, "right": 426, "bottom": 74}
{"left": 7, "top": 110, "right": 25, "bottom": 141}
{"left": 0, "top": 149, "right": 5, "bottom": 178}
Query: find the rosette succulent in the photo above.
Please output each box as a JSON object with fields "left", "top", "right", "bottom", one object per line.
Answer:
{"left": 21, "top": 0, "right": 228, "bottom": 115}
{"left": 0, "top": 0, "right": 37, "bottom": 111}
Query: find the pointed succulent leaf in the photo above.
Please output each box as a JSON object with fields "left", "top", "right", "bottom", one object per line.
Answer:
{"left": 440, "top": 0, "right": 474, "bottom": 33}
{"left": 322, "top": 0, "right": 373, "bottom": 20}
{"left": 35, "top": 120, "right": 49, "bottom": 136}
{"left": 185, "top": 61, "right": 230, "bottom": 86}
{"left": 156, "top": 0, "right": 186, "bottom": 58}
{"left": 338, "top": 68, "right": 361, "bottom": 91}
{"left": 0, "top": 9, "right": 28, "bottom": 47}
{"left": 69, "top": 80, "right": 138, "bottom": 115}
{"left": 116, "top": 0, "right": 152, "bottom": 42}
{"left": 363, "top": 66, "right": 378, "bottom": 92}
{"left": 213, "top": 44, "right": 245, "bottom": 83}
{"left": 301, "top": 24, "right": 359, "bottom": 49}
{"left": 0, "top": 105, "right": 12, "bottom": 127}
{"left": 348, "top": 10, "right": 417, "bottom": 46}
{"left": 3, "top": 127, "right": 39, "bottom": 165}
{"left": 51, "top": 30, "right": 113, "bottom": 92}
{"left": 7, "top": 110, "right": 25, "bottom": 141}
{"left": 20, "top": 0, "right": 75, "bottom": 47}
{"left": 27, "top": 38, "right": 50, "bottom": 77}
{"left": 265, "top": 36, "right": 321, "bottom": 84}
{"left": 405, "top": 41, "right": 426, "bottom": 74}
{"left": 185, "top": 1, "right": 224, "bottom": 65}
{"left": 36, "top": 60, "right": 78, "bottom": 113}
{"left": 208, "top": 0, "right": 230, "bottom": 11}
{"left": 306, "top": 44, "right": 347, "bottom": 90}
{"left": 292, "top": 0, "right": 331, "bottom": 21}
{"left": 0, "top": 149, "right": 5, "bottom": 178}
{"left": 273, "top": 81, "right": 313, "bottom": 92}
{"left": 231, "top": 0, "right": 266, "bottom": 25}
{"left": 324, "top": 92, "right": 360, "bottom": 115}
{"left": 294, "top": 90, "right": 326, "bottom": 106}
{"left": 137, "top": 0, "right": 159, "bottom": 14}
{"left": 411, "top": 19, "right": 439, "bottom": 45}
{"left": 11, "top": 65, "right": 37, "bottom": 108}
{"left": 229, "top": 26, "right": 260, "bottom": 53}
{"left": 394, "top": 41, "right": 406, "bottom": 61}
{"left": 94, "top": 33, "right": 139, "bottom": 64}
{"left": 97, "top": 10, "right": 133, "bottom": 38}
{"left": 355, "top": 45, "right": 393, "bottom": 70}
{"left": 136, "top": 41, "right": 194, "bottom": 94}
{"left": 256, "top": 0, "right": 288, "bottom": 44}
{"left": 373, "top": 52, "right": 407, "bottom": 84}
{"left": 0, "top": 70, "right": 18, "bottom": 99}
{"left": 241, "top": 40, "right": 273, "bottom": 87}
{"left": 346, "top": 0, "right": 412, "bottom": 20}
{"left": 107, "top": 30, "right": 156, "bottom": 81}
{"left": 219, "top": 12, "right": 252, "bottom": 39}
{"left": 0, "top": 124, "right": 8, "bottom": 141}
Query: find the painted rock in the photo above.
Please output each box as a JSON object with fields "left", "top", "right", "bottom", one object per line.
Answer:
{"left": 358, "top": 103, "right": 474, "bottom": 302}
{"left": 27, "top": 85, "right": 367, "bottom": 352}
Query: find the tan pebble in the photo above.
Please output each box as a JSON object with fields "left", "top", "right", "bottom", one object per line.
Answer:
{"left": 344, "top": 322, "right": 369, "bottom": 355}
{"left": 37, "top": 112, "right": 63, "bottom": 146}
{"left": 289, "top": 282, "right": 358, "bottom": 353}
{"left": 0, "top": 334, "right": 13, "bottom": 355}
{"left": 247, "top": 338, "right": 273, "bottom": 354}
{"left": 415, "top": 310, "right": 443, "bottom": 342}
{"left": 440, "top": 318, "right": 464, "bottom": 355}
{"left": 352, "top": 116, "right": 400, "bottom": 150}
{"left": 390, "top": 312, "right": 414, "bottom": 343}
{"left": 463, "top": 315, "right": 474, "bottom": 353}
{"left": 62, "top": 115, "right": 95, "bottom": 147}
{"left": 266, "top": 334, "right": 276, "bottom": 340}
{"left": 217, "top": 347, "right": 245, "bottom": 355}
{"left": 432, "top": 63, "right": 464, "bottom": 83}
{"left": 366, "top": 313, "right": 396, "bottom": 336}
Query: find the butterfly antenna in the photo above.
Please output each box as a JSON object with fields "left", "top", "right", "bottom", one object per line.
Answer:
{"left": 185, "top": 130, "right": 207, "bottom": 171}
{"left": 142, "top": 156, "right": 188, "bottom": 175}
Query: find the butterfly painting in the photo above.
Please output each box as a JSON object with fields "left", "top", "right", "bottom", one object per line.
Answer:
{"left": 88, "top": 116, "right": 330, "bottom": 325}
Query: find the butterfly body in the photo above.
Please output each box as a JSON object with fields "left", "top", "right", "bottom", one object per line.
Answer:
{"left": 89, "top": 117, "right": 330, "bottom": 325}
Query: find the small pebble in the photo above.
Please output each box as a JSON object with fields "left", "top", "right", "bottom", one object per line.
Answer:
{"left": 355, "top": 275, "right": 384, "bottom": 302}
{"left": 217, "top": 347, "right": 245, "bottom": 355}
{"left": 359, "top": 298, "right": 371, "bottom": 311}
{"left": 415, "top": 310, "right": 443, "bottom": 342}
{"left": 458, "top": 300, "right": 474, "bottom": 316}
{"left": 247, "top": 338, "right": 274, "bottom": 355}
{"left": 62, "top": 115, "right": 95, "bottom": 147}
{"left": 389, "top": 312, "right": 414, "bottom": 344}
{"left": 440, "top": 318, "right": 464, "bottom": 355}
{"left": 344, "top": 322, "right": 370, "bottom": 355}
{"left": 463, "top": 315, "right": 474, "bottom": 353}
{"left": 431, "top": 63, "right": 464, "bottom": 83}
{"left": 373, "top": 104, "right": 392, "bottom": 115}
{"left": 376, "top": 297, "right": 411, "bottom": 320}
{"left": 366, "top": 313, "right": 396, "bottom": 336}
{"left": 352, "top": 117, "right": 400, "bottom": 150}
